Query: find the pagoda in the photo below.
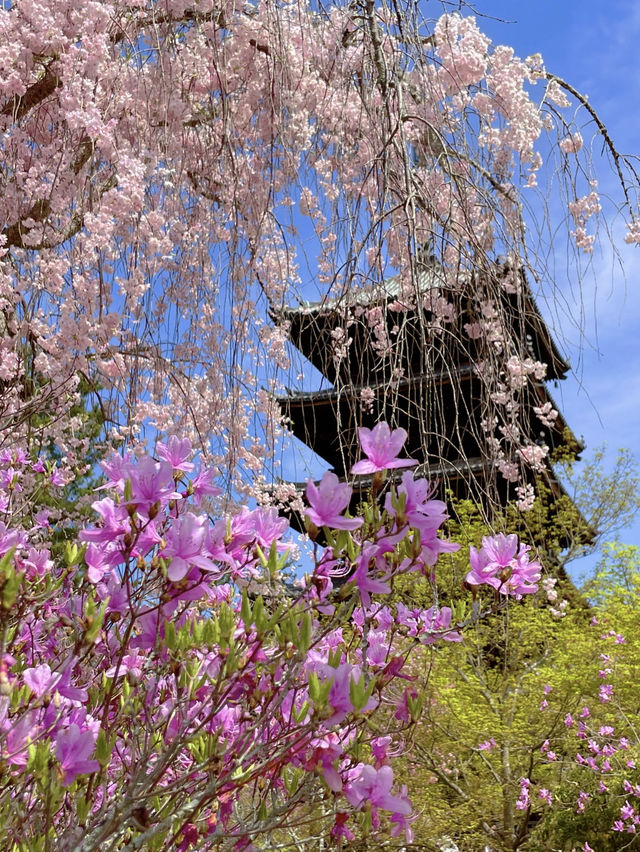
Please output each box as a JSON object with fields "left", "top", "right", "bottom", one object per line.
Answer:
{"left": 273, "top": 257, "right": 584, "bottom": 540}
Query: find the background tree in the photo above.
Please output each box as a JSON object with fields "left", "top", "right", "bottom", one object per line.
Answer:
{"left": 388, "top": 450, "right": 640, "bottom": 851}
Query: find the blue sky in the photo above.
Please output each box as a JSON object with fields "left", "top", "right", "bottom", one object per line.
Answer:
{"left": 474, "top": 1, "right": 640, "bottom": 579}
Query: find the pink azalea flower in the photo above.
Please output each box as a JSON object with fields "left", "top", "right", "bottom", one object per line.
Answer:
{"left": 161, "top": 512, "right": 219, "bottom": 582}
{"left": 247, "top": 506, "right": 290, "bottom": 552}
{"left": 465, "top": 533, "right": 541, "bottom": 598}
{"left": 331, "top": 812, "right": 355, "bottom": 843}
{"left": 318, "top": 662, "right": 376, "bottom": 724}
{"left": 345, "top": 764, "right": 412, "bottom": 816}
{"left": 351, "top": 423, "right": 418, "bottom": 474}
{"left": 97, "top": 453, "right": 135, "bottom": 490}
{"left": 3, "top": 710, "right": 40, "bottom": 766}
{"left": 84, "top": 542, "right": 117, "bottom": 583}
{"left": 156, "top": 435, "right": 195, "bottom": 472}
{"left": 305, "top": 472, "right": 363, "bottom": 531}
{"left": 371, "top": 735, "right": 392, "bottom": 763}
{"left": 191, "top": 466, "right": 221, "bottom": 503}
{"left": 105, "top": 649, "right": 144, "bottom": 680}
{"left": 23, "top": 661, "right": 87, "bottom": 703}
{"left": 33, "top": 509, "right": 50, "bottom": 528}
{"left": 23, "top": 664, "right": 55, "bottom": 697}
{"left": 353, "top": 544, "right": 391, "bottom": 607}
{"left": 538, "top": 788, "right": 553, "bottom": 806}
{"left": 127, "top": 457, "right": 181, "bottom": 514}
{"left": 384, "top": 471, "right": 447, "bottom": 523}
{"left": 229, "top": 507, "right": 289, "bottom": 555}
{"left": 80, "top": 498, "right": 130, "bottom": 545}
{"left": 421, "top": 606, "right": 462, "bottom": 645}
{"left": 55, "top": 724, "right": 100, "bottom": 787}
{"left": 50, "top": 466, "right": 66, "bottom": 487}
{"left": 23, "top": 547, "right": 53, "bottom": 579}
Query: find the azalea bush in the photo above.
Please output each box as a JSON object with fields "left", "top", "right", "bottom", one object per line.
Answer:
{"left": 0, "top": 423, "right": 545, "bottom": 850}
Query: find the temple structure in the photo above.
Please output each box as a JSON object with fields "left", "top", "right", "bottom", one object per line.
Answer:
{"left": 273, "top": 257, "right": 584, "bottom": 539}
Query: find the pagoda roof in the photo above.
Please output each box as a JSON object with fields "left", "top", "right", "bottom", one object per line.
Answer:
{"left": 277, "top": 371, "right": 577, "bottom": 481}
{"left": 272, "top": 263, "right": 570, "bottom": 382}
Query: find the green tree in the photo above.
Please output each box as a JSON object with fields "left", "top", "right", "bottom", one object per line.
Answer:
{"left": 388, "top": 448, "right": 640, "bottom": 851}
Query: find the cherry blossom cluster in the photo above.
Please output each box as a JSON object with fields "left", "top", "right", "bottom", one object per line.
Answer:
{"left": 1, "top": 0, "right": 635, "bottom": 497}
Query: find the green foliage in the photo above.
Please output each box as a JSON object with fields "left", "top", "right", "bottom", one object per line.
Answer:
{"left": 555, "top": 446, "right": 640, "bottom": 565}
{"left": 583, "top": 541, "right": 640, "bottom": 607}
{"left": 387, "top": 446, "right": 640, "bottom": 851}
{"left": 396, "top": 600, "right": 596, "bottom": 851}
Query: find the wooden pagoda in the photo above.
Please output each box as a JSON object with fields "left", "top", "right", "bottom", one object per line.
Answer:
{"left": 273, "top": 258, "right": 584, "bottom": 536}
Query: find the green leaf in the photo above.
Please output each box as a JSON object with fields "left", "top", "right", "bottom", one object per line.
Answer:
{"left": 95, "top": 729, "right": 112, "bottom": 766}
{"left": 85, "top": 598, "right": 108, "bottom": 644}
{"left": 293, "top": 700, "right": 310, "bottom": 723}
{"left": 76, "top": 796, "right": 90, "bottom": 824}
{"left": 299, "top": 612, "right": 312, "bottom": 653}
{"left": 407, "top": 692, "right": 422, "bottom": 720}
{"left": 2, "top": 568, "right": 22, "bottom": 610}
{"left": 65, "top": 541, "right": 79, "bottom": 567}
{"left": 241, "top": 590, "right": 251, "bottom": 626}
{"left": 164, "top": 620, "right": 177, "bottom": 651}
{"left": 253, "top": 595, "right": 266, "bottom": 632}
{"left": 307, "top": 671, "right": 321, "bottom": 703}
{"left": 349, "top": 673, "right": 366, "bottom": 711}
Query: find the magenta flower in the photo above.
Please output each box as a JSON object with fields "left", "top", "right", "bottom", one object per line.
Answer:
{"left": 351, "top": 423, "right": 418, "bottom": 474}
{"left": 331, "top": 812, "right": 355, "bottom": 843}
{"left": 385, "top": 472, "right": 447, "bottom": 524}
{"left": 314, "top": 662, "right": 376, "bottom": 725}
{"left": 229, "top": 507, "right": 289, "bottom": 555}
{"left": 128, "top": 457, "right": 181, "bottom": 514}
{"left": 465, "top": 533, "right": 541, "bottom": 598}
{"left": 84, "top": 543, "right": 116, "bottom": 584}
{"left": 80, "top": 498, "right": 130, "bottom": 545}
{"left": 55, "top": 724, "right": 100, "bottom": 787}
{"left": 3, "top": 710, "right": 40, "bottom": 766}
{"left": 247, "top": 506, "right": 290, "bottom": 552}
{"left": 161, "top": 512, "right": 218, "bottom": 582}
{"left": 105, "top": 649, "right": 143, "bottom": 680}
{"left": 191, "top": 466, "right": 221, "bottom": 503}
{"left": 23, "top": 661, "right": 87, "bottom": 703}
{"left": 420, "top": 606, "right": 462, "bottom": 645}
{"left": 23, "top": 664, "right": 54, "bottom": 697}
{"left": 156, "top": 436, "right": 195, "bottom": 472}
{"left": 353, "top": 544, "right": 391, "bottom": 607}
{"left": 345, "top": 764, "right": 412, "bottom": 816}
{"left": 305, "top": 472, "right": 363, "bottom": 531}
{"left": 538, "top": 787, "right": 553, "bottom": 806}
{"left": 50, "top": 465, "right": 66, "bottom": 487}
